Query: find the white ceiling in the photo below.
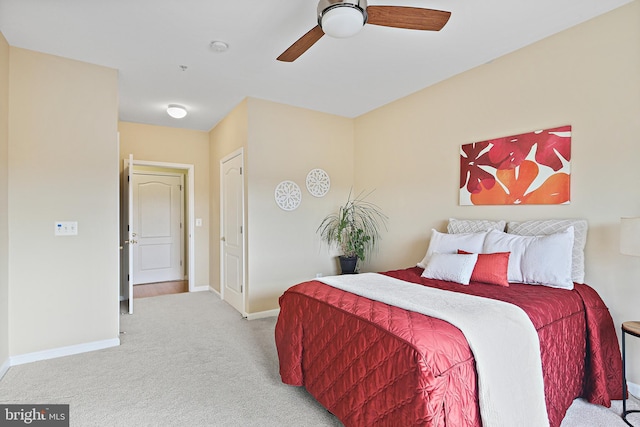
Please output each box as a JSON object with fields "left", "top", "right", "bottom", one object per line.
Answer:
{"left": 0, "top": 0, "right": 633, "bottom": 131}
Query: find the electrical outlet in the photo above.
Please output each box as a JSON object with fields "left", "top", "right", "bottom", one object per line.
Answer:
{"left": 55, "top": 221, "right": 78, "bottom": 236}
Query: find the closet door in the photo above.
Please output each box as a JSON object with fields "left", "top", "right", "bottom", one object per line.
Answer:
{"left": 220, "top": 150, "right": 245, "bottom": 315}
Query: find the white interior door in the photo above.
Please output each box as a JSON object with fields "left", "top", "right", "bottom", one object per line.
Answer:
{"left": 132, "top": 172, "right": 184, "bottom": 284}
{"left": 221, "top": 151, "right": 245, "bottom": 315}
{"left": 126, "top": 154, "right": 134, "bottom": 314}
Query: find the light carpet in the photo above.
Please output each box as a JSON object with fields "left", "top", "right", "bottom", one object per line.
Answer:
{"left": 0, "top": 291, "right": 637, "bottom": 426}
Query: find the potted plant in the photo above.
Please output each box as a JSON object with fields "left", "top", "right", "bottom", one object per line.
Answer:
{"left": 317, "top": 190, "right": 388, "bottom": 274}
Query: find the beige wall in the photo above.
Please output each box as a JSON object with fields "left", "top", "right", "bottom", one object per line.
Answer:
{"left": 208, "top": 99, "right": 248, "bottom": 294}
{"left": 209, "top": 98, "right": 354, "bottom": 312}
{"left": 245, "top": 98, "right": 354, "bottom": 312}
{"left": 0, "top": 32, "right": 9, "bottom": 368}
{"left": 118, "top": 122, "right": 210, "bottom": 287}
{"left": 8, "top": 48, "right": 119, "bottom": 355}
{"left": 355, "top": 1, "right": 640, "bottom": 378}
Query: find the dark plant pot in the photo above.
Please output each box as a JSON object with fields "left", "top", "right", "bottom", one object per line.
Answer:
{"left": 339, "top": 255, "right": 358, "bottom": 275}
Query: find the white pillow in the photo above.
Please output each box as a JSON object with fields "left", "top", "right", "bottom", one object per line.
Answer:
{"left": 417, "top": 229, "right": 487, "bottom": 268}
{"left": 421, "top": 253, "right": 479, "bottom": 285}
{"left": 507, "top": 219, "right": 587, "bottom": 283}
{"left": 448, "top": 218, "right": 506, "bottom": 234}
{"left": 483, "top": 228, "right": 575, "bottom": 289}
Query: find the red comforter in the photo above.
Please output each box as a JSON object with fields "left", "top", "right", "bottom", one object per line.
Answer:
{"left": 275, "top": 267, "right": 623, "bottom": 427}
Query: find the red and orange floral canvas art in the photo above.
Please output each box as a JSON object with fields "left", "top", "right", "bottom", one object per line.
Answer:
{"left": 460, "top": 125, "right": 571, "bottom": 205}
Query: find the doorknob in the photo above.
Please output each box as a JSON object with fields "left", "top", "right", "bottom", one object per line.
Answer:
{"left": 221, "top": 237, "right": 226, "bottom": 242}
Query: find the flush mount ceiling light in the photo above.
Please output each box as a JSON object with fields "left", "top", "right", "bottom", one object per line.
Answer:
{"left": 167, "top": 104, "right": 187, "bottom": 119}
{"left": 318, "top": 0, "right": 367, "bottom": 38}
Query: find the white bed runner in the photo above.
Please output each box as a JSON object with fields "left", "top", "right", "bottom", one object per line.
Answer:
{"left": 318, "top": 273, "right": 549, "bottom": 427}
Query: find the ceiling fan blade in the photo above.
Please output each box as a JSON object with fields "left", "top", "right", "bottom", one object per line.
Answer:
{"left": 277, "top": 25, "right": 325, "bottom": 62}
{"left": 366, "top": 6, "right": 451, "bottom": 31}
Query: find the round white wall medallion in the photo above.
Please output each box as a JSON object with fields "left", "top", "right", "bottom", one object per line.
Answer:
{"left": 275, "top": 181, "right": 302, "bottom": 211}
{"left": 306, "top": 168, "right": 330, "bottom": 197}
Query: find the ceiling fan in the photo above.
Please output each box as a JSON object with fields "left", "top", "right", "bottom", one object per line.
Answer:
{"left": 277, "top": 0, "right": 451, "bottom": 62}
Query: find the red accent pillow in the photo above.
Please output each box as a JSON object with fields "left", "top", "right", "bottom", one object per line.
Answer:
{"left": 458, "top": 250, "right": 510, "bottom": 287}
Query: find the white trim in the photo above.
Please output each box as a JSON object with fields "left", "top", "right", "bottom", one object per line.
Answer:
{"left": 246, "top": 309, "right": 280, "bottom": 320}
{"left": 0, "top": 358, "right": 9, "bottom": 380}
{"left": 125, "top": 155, "right": 134, "bottom": 314}
{"left": 116, "top": 132, "right": 121, "bottom": 340}
{"left": 132, "top": 160, "right": 193, "bottom": 170}
{"left": 127, "top": 159, "right": 196, "bottom": 293}
{"left": 209, "top": 286, "right": 221, "bottom": 298}
{"left": 186, "top": 164, "right": 195, "bottom": 292}
{"left": 9, "top": 338, "right": 120, "bottom": 366}
{"left": 191, "top": 285, "right": 209, "bottom": 292}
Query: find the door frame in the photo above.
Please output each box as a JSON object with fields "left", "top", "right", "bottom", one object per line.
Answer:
{"left": 124, "top": 158, "right": 195, "bottom": 293}
{"left": 220, "top": 148, "right": 246, "bottom": 316}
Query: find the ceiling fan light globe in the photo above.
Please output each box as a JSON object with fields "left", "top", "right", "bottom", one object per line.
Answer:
{"left": 321, "top": 6, "right": 365, "bottom": 38}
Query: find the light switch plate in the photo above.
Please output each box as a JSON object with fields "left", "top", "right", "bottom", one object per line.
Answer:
{"left": 55, "top": 221, "right": 78, "bottom": 236}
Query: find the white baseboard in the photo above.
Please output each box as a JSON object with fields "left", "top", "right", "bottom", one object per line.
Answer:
{"left": 0, "top": 358, "right": 9, "bottom": 380}
{"left": 207, "top": 287, "right": 277, "bottom": 320}
{"left": 629, "top": 381, "right": 640, "bottom": 398}
{"left": 246, "top": 308, "right": 280, "bottom": 320}
{"left": 10, "top": 338, "right": 120, "bottom": 367}
{"left": 190, "top": 285, "right": 209, "bottom": 292}
{"left": 206, "top": 286, "right": 277, "bottom": 320}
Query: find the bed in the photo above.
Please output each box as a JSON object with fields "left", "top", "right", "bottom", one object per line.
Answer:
{"left": 275, "top": 221, "right": 623, "bottom": 427}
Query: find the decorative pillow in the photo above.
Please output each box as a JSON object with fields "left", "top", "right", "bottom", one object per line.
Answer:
{"left": 448, "top": 218, "right": 506, "bottom": 234}
{"left": 458, "top": 250, "right": 510, "bottom": 287}
{"left": 506, "top": 219, "right": 587, "bottom": 283}
{"left": 421, "top": 253, "right": 478, "bottom": 285}
{"left": 483, "top": 228, "right": 575, "bottom": 289}
{"left": 417, "top": 229, "right": 487, "bottom": 268}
